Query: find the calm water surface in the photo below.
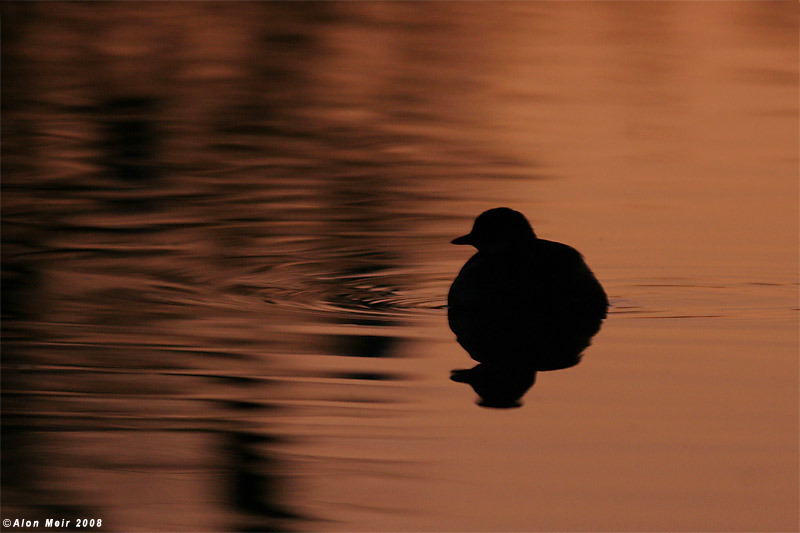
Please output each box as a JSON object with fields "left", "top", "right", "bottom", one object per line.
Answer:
{"left": 2, "top": 3, "right": 797, "bottom": 531}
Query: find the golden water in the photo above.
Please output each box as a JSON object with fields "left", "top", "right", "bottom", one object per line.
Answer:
{"left": 2, "top": 3, "right": 797, "bottom": 531}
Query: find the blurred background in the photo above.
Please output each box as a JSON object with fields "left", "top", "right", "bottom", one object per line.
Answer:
{"left": 1, "top": 2, "right": 797, "bottom": 531}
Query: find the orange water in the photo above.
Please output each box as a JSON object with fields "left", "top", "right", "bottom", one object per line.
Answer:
{"left": 2, "top": 3, "right": 797, "bottom": 531}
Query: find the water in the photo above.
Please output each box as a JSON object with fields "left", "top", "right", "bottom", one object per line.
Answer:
{"left": 2, "top": 3, "right": 797, "bottom": 531}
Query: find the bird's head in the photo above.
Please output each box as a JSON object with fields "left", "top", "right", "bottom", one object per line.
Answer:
{"left": 450, "top": 364, "right": 537, "bottom": 408}
{"left": 451, "top": 207, "right": 536, "bottom": 252}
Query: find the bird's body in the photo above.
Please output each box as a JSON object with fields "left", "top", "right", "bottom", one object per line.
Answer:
{"left": 448, "top": 208, "right": 608, "bottom": 376}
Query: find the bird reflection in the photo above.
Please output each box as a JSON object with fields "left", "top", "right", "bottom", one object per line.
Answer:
{"left": 448, "top": 208, "right": 608, "bottom": 408}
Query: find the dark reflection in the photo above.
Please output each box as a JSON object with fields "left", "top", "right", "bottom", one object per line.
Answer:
{"left": 223, "top": 431, "right": 301, "bottom": 532}
{"left": 99, "top": 96, "right": 162, "bottom": 183}
{"left": 332, "top": 331, "right": 397, "bottom": 359}
{"left": 327, "top": 371, "right": 404, "bottom": 381}
{"left": 5, "top": 2, "right": 423, "bottom": 528}
{"left": 450, "top": 365, "right": 536, "bottom": 409}
{"left": 448, "top": 208, "right": 608, "bottom": 408}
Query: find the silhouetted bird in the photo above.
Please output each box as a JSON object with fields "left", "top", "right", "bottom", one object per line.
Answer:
{"left": 448, "top": 207, "right": 608, "bottom": 406}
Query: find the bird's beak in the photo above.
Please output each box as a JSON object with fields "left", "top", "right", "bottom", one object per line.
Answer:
{"left": 451, "top": 233, "right": 473, "bottom": 245}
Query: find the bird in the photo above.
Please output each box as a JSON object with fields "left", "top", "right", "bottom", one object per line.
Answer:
{"left": 448, "top": 207, "right": 608, "bottom": 406}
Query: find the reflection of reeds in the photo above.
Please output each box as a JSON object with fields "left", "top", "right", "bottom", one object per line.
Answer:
{"left": 225, "top": 430, "right": 303, "bottom": 532}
